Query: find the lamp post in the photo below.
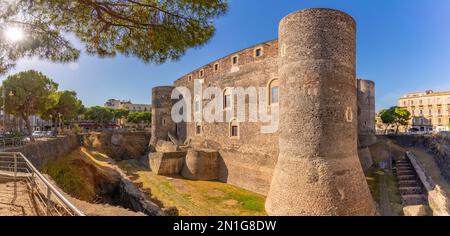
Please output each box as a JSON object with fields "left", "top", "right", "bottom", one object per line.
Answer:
{"left": 2, "top": 84, "right": 14, "bottom": 135}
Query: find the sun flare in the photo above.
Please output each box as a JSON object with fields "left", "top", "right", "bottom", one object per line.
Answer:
{"left": 3, "top": 27, "right": 25, "bottom": 42}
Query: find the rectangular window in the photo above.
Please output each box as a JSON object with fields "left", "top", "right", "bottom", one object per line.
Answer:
{"left": 214, "top": 63, "right": 219, "bottom": 72}
{"left": 255, "top": 48, "right": 262, "bottom": 57}
{"left": 200, "top": 69, "right": 204, "bottom": 77}
{"left": 231, "top": 125, "right": 238, "bottom": 137}
{"left": 232, "top": 56, "right": 238, "bottom": 65}
{"left": 196, "top": 125, "right": 202, "bottom": 134}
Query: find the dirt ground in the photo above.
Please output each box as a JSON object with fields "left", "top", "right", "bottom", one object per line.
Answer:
{"left": 118, "top": 160, "right": 267, "bottom": 216}
{"left": 0, "top": 180, "right": 37, "bottom": 216}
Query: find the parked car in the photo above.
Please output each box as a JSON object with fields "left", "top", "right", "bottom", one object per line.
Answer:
{"left": 32, "top": 131, "right": 45, "bottom": 137}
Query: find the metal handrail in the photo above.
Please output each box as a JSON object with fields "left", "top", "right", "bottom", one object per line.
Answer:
{"left": 0, "top": 137, "right": 28, "bottom": 149}
{"left": 0, "top": 152, "right": 85, "bottom": 216}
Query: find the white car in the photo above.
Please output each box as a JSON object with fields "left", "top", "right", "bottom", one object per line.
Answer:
{"left": 32, "top": 131, "right": 44, "bottom": 137}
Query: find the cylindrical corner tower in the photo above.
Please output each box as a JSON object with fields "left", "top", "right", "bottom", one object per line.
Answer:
{"left": 149, "top": 86, "right": 176, "bottom": 150}
{"left": 357, "top": 79, "right": 377, "bottom": 147}
{"left": 265, "top": 8, "right": 375, "bottom": 215}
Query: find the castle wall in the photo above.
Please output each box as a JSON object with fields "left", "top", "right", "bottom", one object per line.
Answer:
{"left": 173, "top": 40, "right": 280, "bottom": 195}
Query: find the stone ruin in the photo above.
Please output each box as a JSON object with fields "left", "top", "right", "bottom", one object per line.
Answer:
{"left": 148, "top": 8, "right": 378, "bottom": 216}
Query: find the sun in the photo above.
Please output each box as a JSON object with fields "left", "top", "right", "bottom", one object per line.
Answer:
{"left": 3, "top": 27, "right": 25, "bottom": 42}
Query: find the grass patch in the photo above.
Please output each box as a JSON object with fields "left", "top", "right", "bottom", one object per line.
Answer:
{"left": 385, "top": 171, "right": 404, "bottom": 215}
{"left": 42, "top": 149, "right": 97, "bottom": 202}
{"left": 366, "top": 167, "right": 383, "bottom": 203}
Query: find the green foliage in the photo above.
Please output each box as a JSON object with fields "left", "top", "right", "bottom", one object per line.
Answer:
{"left": 43, "top": 90, "right": 83, "bottom": 122}
{"left": 0, "top": 70, "right": 58, "bottom": 137}
{"left": 42, "top": 149, "right": 97, "bottom": 202}
{"left": 0, "top": 0, "right": 228, "bottom": 75}
{"left": 380, "top": 106, "right": 411, "bottom": 134}
{"left": 72, "top": 123, "right": 82, "bottom": 134}
{"left": 127, "top": 111, "right": 151, "bottom": 124}
{"left": 113, "top": 109, "right": 130, "bottom": 119}
{"left": 85, "top": 106, "right": 115, "bottom": 126}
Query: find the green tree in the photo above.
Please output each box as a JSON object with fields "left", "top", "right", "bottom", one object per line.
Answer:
{"left": 0, "top": 70, "right": 58, "bottom": 140}
{"left": 0, "top": 0, "right": 228, "bottom": 75}
{"left": 85, "top": 106, "right": 115, "bottom": 128}
{"left": 43, "top": 91, "right": 83, "bottom": 133}
{"left": 127, "top": 111, "right": 151, "bottom": 124}
{"left": 113, "top": 109, "right": 130, "bottom": 128}
{"left": 380, "top": 106, "right": 411, "bottom": 134}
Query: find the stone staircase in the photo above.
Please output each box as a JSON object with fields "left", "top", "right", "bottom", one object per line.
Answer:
{"left": 395, "top": 158, "right": 427, "bottom": 206}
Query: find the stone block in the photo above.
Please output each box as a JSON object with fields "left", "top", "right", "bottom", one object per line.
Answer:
{"left": 181, "top": 149, "right": 220, "bottom": 181}
{"left": 149, "top": 152, "right": 186, "bottom": 175}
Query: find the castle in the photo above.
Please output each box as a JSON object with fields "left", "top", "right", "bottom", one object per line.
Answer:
{"left": 149, "top": 8, "right": 377, "bottom": 216}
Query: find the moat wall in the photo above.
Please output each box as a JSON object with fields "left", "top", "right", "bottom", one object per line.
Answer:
{"left": 83, "top": 131, "right": 150, "bottom": 161}
{"left": 7, "top": 135, "right": 79, "bottom": 169}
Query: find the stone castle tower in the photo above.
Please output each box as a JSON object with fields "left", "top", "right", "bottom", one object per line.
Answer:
{"left": 264, "top": 8, "right": 375, "bottom": 216}
{"left": 150, "top": 8, "right": 376, "bottom": 216}
{"left": 149, "top": 86, "right": 176, "bottom": 151}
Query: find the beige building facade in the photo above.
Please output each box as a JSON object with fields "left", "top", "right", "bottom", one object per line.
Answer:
{"left": 398, "top": 90, "right": 450, "bottom": 132}
{"left": 104, "top": 99, "right": 151, "bottom": 113}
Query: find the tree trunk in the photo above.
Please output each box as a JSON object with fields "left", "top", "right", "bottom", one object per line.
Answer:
{"left": 23, "top": 116, "right": 35, "bottom": 142}
{"left": 395, "top": 123, "right": 400, "bottom": 134}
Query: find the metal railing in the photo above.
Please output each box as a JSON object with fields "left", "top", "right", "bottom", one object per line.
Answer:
{"left": 0, "top": 137, "right": 28, "bottom": 149}
{"left": 0, "top": 152, "right": 85, "bottom": 216}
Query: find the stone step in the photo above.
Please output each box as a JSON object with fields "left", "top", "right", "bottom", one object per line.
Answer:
{"left": 397, "top": 170, "right": 415, "bottom": 176}
{"left": 399, "top": 187, "right": 423, "bottom": 195}
{"left": 396, "top": 160, "right": 409, "bottom": 163}
{"left": 402, "top": 194, "right": 426, "bottom": 206}
{"left": 399, "top": 180, "right": 420, "bottom": 188}
{"left": 397, "top": 167, "right": 413, "bottom": 171}
{"left": 398, "top": 175, "right": 417, "bottom": 181}
{"left": 396, "top": 164, "right": 412, "bottom": 168}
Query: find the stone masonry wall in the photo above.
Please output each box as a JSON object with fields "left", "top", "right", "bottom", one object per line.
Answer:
{"left": 83, "top": 131, "right": 150, "bottom": 161}
{"left": 172, "top": 40, "right": 280, "bottom": 195}
{"left": 7, "top": 135, "right": 79, "bottom": 170}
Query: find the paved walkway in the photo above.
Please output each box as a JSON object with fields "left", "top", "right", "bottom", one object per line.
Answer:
{"left": 0, "top": 180, "right": 38, "bottom": 216}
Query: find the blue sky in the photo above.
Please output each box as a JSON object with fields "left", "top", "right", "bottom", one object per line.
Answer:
{"left": 2, "top": 0, "right": 450, "bottom": 111}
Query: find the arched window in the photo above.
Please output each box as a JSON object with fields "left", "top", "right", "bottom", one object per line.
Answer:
{"left": 223, "top": 88, "right": 232, "bottom": 110}
{"left": 195, "top": 122, "right": 202, "bottom": 135}
{"left": 229, "top": 118, "right": 239, "bottom": 138}
{"left": 268, "top": 79, "right": 279, "bottom": 105}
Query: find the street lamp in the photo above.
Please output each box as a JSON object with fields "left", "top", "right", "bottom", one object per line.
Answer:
{"left": 2, "top": 85, "right": 14, "bottom": 135}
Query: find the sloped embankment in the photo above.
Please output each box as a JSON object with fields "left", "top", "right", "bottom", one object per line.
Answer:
{"left": 43, "top": 147, "right": 163, "bottom": 216}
